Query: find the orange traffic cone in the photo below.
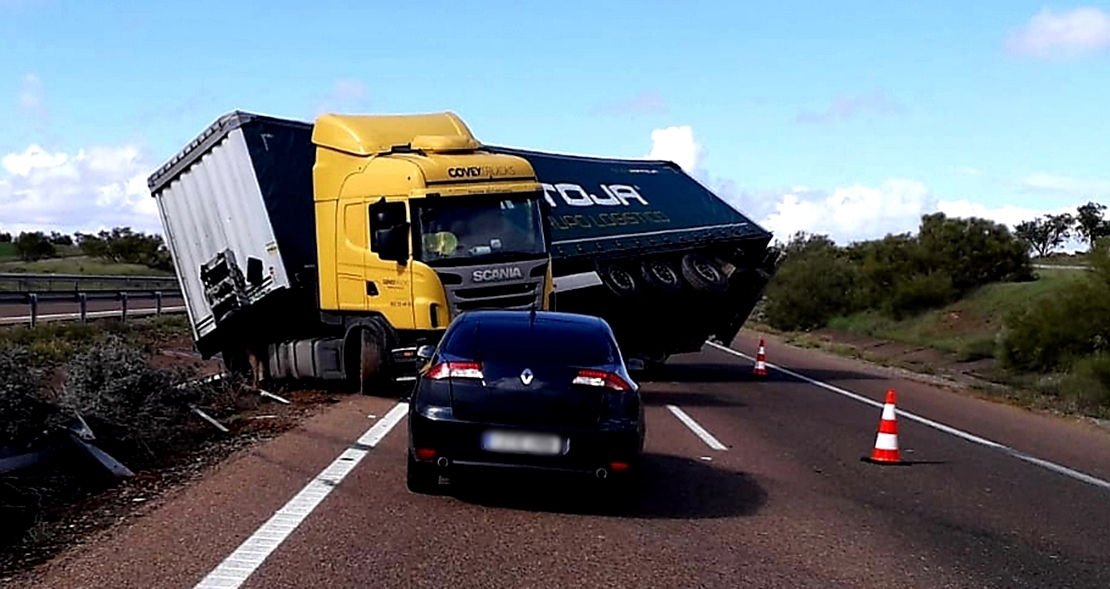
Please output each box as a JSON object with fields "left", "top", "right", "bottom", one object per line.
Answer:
{"left": 752, "top": 339, "right": 767, "bottom": 376}
{"left": 862, "top": 389, "right": 909, "bottom": 465}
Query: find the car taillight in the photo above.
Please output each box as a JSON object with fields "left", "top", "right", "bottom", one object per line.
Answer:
{"left": 573, "top": 369, "right": 631, "bottom": 391}
{"left": 426, "top": 361, "right": 484, "bottom": 380}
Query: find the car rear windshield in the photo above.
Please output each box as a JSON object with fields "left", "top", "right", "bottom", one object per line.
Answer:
{"left": 442, "top": 319, "right": 616, "bottom": 366}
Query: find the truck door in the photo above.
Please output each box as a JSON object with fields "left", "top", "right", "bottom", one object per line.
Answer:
{"left": 336, "top": 199, "right": 370, "bottom": 312}
{"left": 366, "top": 197, "right": 416, "bottom": 328}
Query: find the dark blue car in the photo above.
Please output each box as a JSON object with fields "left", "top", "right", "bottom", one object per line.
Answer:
{"left": 406, "top": 309, "right": 646, "bottom": 494}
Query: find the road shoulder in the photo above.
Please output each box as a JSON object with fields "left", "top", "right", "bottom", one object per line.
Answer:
{"left": 10, "top": 394, "right": 400, "bottom": 589}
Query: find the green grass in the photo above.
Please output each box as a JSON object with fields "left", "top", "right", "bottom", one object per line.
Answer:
{"left": 1033, "top": 253, "right": 1090, "bottom": 266}
{"left": 0, "top": 314, "right": 192, "bottom": 367}
{"left": 0, "top": 256, "right": 173, "bottom": 276}
{"left": 826, "top": 270, "right": 1087, "bottom": 361}
{"left": 0, "top": 243, "right": 15, "bottom": 259}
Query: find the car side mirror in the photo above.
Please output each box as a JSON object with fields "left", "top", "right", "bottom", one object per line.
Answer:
{"left": 627, "top": 358, "right": 645, "bottom": 372}
{"left": 415, "top": 345, "right": 436, "bottom": 369}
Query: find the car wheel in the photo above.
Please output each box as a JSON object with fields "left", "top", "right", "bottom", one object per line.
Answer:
{"left": 406, "top": 451, "right": 442, "bottom": 495}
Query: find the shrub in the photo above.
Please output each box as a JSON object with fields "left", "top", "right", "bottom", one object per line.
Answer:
{"left": 886, "top": 271, "right": 958, "bottom": 320}
{"left": 916, "top": 213, "right": 1034, "bottom": 294}
{"left": 57, "top": 336, "right": 202, "bottom": 464}
{"left": 762, "top": 233, "right": 860, "bottom": 331}
{"left": 1058, "top": 353, "right": 1110, "bottom": 413}
{"left": 0, "top": 349, "right": 55, "bottom": 449}
{"left": 998, "top": 278, "right": 1110, "bottom": 372}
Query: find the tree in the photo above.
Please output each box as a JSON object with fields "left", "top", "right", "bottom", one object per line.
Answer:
{"left": 916, "top": 212, "right": 1034, "bottom": 294}
{"left": 47, "top": 231, "right": 74, "bottom": 246}
{"left": 1015, "top": 213, "right": 1075, "bottom": 258}
{"left": 0, "top": 232, "right": 11, "bottom": 243}
{"left": 1075, "top": 202, "right": 1110, "bottom": 249}
{"left": 14, "top": 231, "right": 57, "bottom": 262}
{"left": 75, "top": 227, "right": 174, "bottom": 272}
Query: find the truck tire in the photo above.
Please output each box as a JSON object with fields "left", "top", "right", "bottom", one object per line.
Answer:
{"left": 357, "top": 326, "right": 388, "bottom": 396}
{"left": 640, "top": 259, "right": 683, "bottom": 293}
{"left": 221, "top": 346, "right": 251, "bottom": 378}
{"left": 680, "top": 253, "right": 729, "bottom": 293}
{"left": 599, "top": 264, "right": 640, "bottom": 297}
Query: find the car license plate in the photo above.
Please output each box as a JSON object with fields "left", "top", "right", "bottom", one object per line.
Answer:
{"left": 481, "top": 430, "right": 563, "bottom": 455}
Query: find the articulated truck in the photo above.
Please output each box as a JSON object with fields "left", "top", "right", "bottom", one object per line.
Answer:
{"left": 148, "top": 110, "right": 776, "bottom": 393}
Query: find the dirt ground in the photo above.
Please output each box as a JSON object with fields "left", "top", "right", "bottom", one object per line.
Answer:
{"left": 0, "top": 335, "right": 350, "bottom": 581}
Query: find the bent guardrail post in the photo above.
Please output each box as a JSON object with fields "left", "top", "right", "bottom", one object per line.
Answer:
{"left": 0, "top": 447, "right": 56, "bottom": 475}
{"left": 66, "top": 433, "right": 135, "bottom": 478}
{"left": 189, "top": 404, "right": 230, "bottom": 433}
{"left": 28, "top": 292, "right": 37, "bottom": 328}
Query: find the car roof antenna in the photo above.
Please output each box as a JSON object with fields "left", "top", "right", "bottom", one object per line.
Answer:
{"left": 529, "top": 303, "right": 537, "bottom": 325}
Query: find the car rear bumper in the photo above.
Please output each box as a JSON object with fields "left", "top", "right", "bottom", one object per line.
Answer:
{"left": 408, "top": 406, "right": 644, "bottom": 477}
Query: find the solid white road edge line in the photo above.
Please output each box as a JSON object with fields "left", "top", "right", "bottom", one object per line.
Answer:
{"left": 193, "top": 401, "right": 409, "bottom": 589}
{"left": 666, "top": 404, "right": 728, "bottom": 451}
{"left": 706, "top": 341, "right": 1110, "bottom": 492}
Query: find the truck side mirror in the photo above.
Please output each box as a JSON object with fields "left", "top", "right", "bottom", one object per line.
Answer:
{"left": 369, "top": 199, "right": 410, "bottom": 264}
{"left": 626, "top": 358, "right": 645, "bottom": 372}
{"left": 374, "top": 223, "right": 410, "bottom": 263}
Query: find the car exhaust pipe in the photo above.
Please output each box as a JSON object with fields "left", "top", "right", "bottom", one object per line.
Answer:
{"left": 436, "top": 457, "right": 449, "bottom": 468}
{"left": 595, "top": 468, "right": 608, "bottom": 479}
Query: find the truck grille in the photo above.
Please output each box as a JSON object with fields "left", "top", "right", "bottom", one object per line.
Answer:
{"left": 436, "top": 259, "right": 548, "bottom": 317}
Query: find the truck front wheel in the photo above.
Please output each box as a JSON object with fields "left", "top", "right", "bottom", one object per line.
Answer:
{"left": 356, "top": 327, "right": 387, "bottom": 396}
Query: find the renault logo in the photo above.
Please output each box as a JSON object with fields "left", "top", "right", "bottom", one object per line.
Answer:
{"left": 520, "top": 368, "right": 534, "bottom": 386}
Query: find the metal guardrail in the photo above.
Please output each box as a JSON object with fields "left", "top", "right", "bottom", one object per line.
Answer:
{"left": 0, "top": 289, "right": 186, "bottom": 327}
{"left": 1032, "top": 264, "right": 1090, "bottom": 271}
{"left": 0, "top": 272, "right": 179, "bottom": 292}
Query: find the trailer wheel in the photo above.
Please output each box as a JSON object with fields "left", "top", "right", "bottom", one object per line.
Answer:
{"left": 681, "top": 253, "right": 729, "bottom": 292}
{"left": 640, "top": 259, "right": 683, "bottom": 293}
{"left": 600, "top": 264, "right": 639, "bottom": 297}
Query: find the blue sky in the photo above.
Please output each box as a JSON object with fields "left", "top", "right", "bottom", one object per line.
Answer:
{"left": 3, "top": 0, "right": 1110, "bottom": 245}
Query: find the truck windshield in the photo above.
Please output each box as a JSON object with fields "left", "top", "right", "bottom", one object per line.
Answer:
{"left": 414, "top": 193, "right": 546, "bottom": 265}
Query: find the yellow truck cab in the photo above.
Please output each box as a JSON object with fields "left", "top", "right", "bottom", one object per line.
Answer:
{"left": 148, "top": 110, "right": 554, "bottom": 393}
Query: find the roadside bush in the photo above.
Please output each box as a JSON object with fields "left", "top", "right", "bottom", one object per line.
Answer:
{"left": 886, "top": 271, "right": 958, "bottom": 320}
{"left": 998, "top": 277, "right": 1110, "bottom": 372}
{"left": 762, "top": 213, "right": 1034, "bottom": 331}
{"left": 57, "top": 336, "right": 202, "bottom": 464}
{"left": 1058, "top": 353, "right": 1110, "bottom": 412}
{"left": 761, "top": 233, "right": 859, "bottom": 331}
{"left": 916, "top": 213, "right": 1034, "bottom": 293}
{"left": 0, "top": 349, "right": 55, "bottom": 449}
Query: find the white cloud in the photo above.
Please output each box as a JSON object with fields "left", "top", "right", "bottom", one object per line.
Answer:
{"left": 0, "top": 144, "right": 160, "bottom": 236}
{"left": 795, "top": 90, "right": 902, "bottom": 125}
{"left": 316, "top": 79, "right": 369, "bottom": 115}
{"left": 644, "top": 125, "right": 1101, "bottom": 247}
{"left": 1019, "top": 172, "right": 1110, "bottom": 197}
{"left": 647, "top": 125, "right": 706, "bottom": 180}
{"left": 761, "top": 180, "right": 935, "bottom": 244}
{"left": 18, "top": 73, "right": 46, "bottom": 119}
{"left": 1006, "top": 7, "right": 1110, "bottom": 58}
{"left": 591, "top": 92, "right": 667, "bottom": 116}
{"left": 935, "top": 199, "right": 1072, "bottom": 229}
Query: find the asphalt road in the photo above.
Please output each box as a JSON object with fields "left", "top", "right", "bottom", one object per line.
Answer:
{"left": 0, "top": 298, "right": 186, "bottom": 324}
{"left": 18, "top": 331, "right": 1110, "bottom": 589}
